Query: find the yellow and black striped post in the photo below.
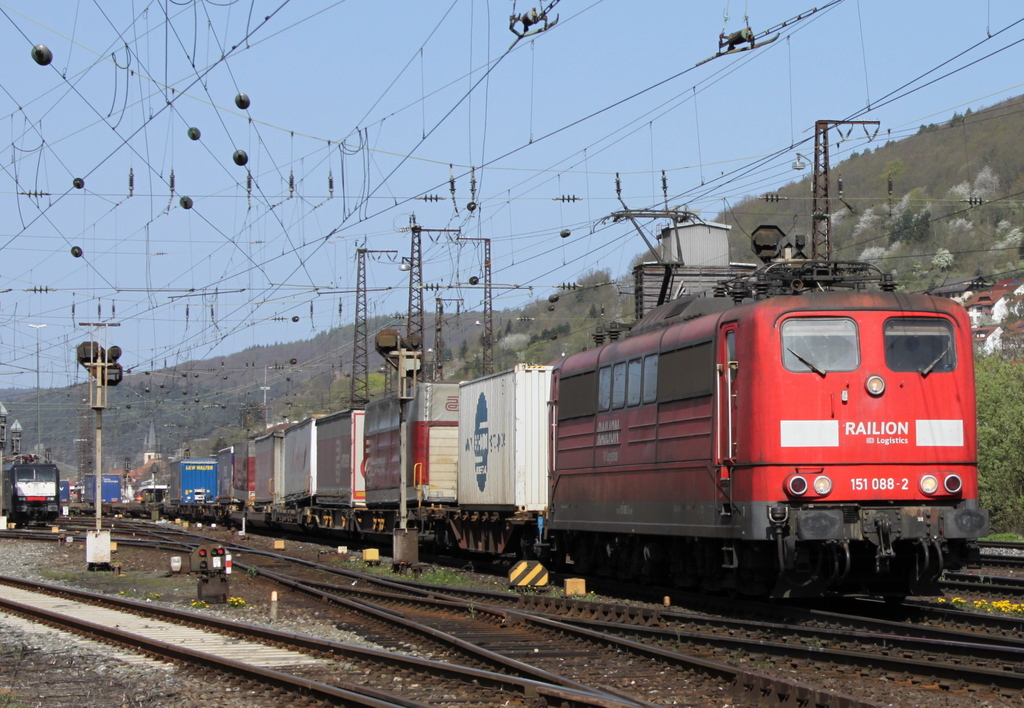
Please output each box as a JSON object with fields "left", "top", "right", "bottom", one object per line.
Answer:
{"left": 508, "top": 560, "right": 549, "bottom": 588}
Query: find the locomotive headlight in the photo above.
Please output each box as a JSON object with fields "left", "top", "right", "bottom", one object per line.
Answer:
{"left": 920, "top": 475, "right": 939, "bottom": 495}
{"left": 813, "top": 476, "right": 833, "bottom": 495}
{"left": 944, "top": 474, "right": 963, "bottom": 494}
{"left": 786, "top": 475, "right": 808, "bottom": 496}
{"left": 865, "top": 375, "right": 885, "bottom": 396}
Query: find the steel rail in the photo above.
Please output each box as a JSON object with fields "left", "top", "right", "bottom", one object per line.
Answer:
{"left": 0, "top": 573, "right": 631, "bottom": 708}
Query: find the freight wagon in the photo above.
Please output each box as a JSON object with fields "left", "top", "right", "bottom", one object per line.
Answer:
{"left": 175, "top": 459, "right": 217, "bottom": 503}
{"left": 315, "top": 409, "right": 365, "bottom": 507}
{"left": 82, "top": 473, "right": 123, "bottom": 504}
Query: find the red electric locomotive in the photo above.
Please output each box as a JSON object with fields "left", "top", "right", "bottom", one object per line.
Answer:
{"left": 547, "top": 256, "right": 988, "bottom": 598}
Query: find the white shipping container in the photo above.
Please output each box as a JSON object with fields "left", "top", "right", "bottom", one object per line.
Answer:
{"left": 458, "top": 364, "right": 552, "bottom": 510}
{"left": 283, "top": 417, "right": 318, "bottom": 503}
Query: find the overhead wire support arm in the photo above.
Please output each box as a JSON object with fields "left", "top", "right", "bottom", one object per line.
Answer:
{"left": 509, "top": 0, "right": 561, "bottom": 40}
{"left": 696, "top": 0, "right": 845, "bottom": 66}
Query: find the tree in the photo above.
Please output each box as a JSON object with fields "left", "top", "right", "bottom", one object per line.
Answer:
{"left": 932, "top": 248, "right": 954, "bottom": 272}
{"left": 888, "top": 210, "right": 931, "bottom": 245}
{"left": 976, "top": 356, "right": 1024, "bottom": 534}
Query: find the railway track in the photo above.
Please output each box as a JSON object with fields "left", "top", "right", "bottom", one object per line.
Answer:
{"left": 243, "top": 556, "right": 1024, "bottom": 703}
{"left": 10, "top": 523, "right": 1024, "bottom": 705}
{"left": 0, "top": 574, "right": 640, "bottom": 708}
{"left": 0, "top": 527, "right": 878, "bottom": 707}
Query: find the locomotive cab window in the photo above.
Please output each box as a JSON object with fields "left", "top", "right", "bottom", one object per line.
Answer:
{"left": 782, "top": 318, "right": 860, "bottom": 373}
{"left": 885, "top": 318, "right": 955, "bottom": 373}
{"left": 15, "top": 467, "right": 56, "bottom": 482}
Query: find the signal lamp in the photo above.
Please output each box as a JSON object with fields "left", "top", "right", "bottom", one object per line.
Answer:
{"left": 865, "top": 375, "right": 885, "bottom": 396}
{"left": 920, "top": 475, "right": 939, "bottom": 495}
{"left": 944, "top": 474, "right": 963, "bottom": 494}
{"left": 812, "top": 476, "right": 833, "bottom": 495}
{"left": 786, "top": 475, "right": 808, "bottom": 496}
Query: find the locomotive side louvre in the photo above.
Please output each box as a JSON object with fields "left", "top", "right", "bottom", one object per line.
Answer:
{"left": 314, "top": 409, "right": 365, "bottom": 508}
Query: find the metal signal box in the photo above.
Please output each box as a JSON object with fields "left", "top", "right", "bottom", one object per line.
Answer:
{"left": 190, "top": 545, "right": 212, "bottom": 573}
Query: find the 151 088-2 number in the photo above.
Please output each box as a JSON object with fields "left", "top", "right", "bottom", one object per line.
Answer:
{"left": 851, "top": 478, "right": 909, "bottom": 491}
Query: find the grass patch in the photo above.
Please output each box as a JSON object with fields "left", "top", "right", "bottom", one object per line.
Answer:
{"left": 982, "top": 532, "right": 1024, "bottom": 543}
{"left": 39, "top": 570, "right": 88, "bottom": 582}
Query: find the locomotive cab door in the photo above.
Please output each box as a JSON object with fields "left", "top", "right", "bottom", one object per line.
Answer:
{"left": 716, "top": 324, "right": 739, "bottom": 515}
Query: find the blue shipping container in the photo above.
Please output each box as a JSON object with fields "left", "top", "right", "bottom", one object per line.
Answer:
{"left": 101, "top": 475, "right": 121, "bottom": 503}
{"left": 82, "top": 474, "right": 122, "bottom": 503}
{"left": 59, "top": 481, "right": 70, "bottom": 503}
{"left": 180, "top": 459, "right": 218, "bottom": 503}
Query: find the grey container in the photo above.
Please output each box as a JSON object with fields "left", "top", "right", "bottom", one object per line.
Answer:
{"left": 315, "top": 409, "right": 365, "bottom": 507}
{"left": 283, "top": 417, "right": 318, "bottom": 505}
{"left": 253, "top": 429, "right": 285, "bottom": 505}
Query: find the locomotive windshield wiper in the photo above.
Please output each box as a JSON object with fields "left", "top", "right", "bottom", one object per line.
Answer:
{"left": 920, "top": 344, "right": 951, "bottom": 377}
{"left": 787, "top": 348, "right": 826, "bottom": 377}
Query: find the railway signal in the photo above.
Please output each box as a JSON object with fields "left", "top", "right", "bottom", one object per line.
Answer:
{"left": 190, "top": 545, "right": 230, "bottom": 603}
{"left": 76, "top": 324, "right": 122, "bottom": 560}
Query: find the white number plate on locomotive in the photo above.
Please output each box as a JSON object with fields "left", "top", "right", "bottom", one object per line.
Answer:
{"left": 850, "top": 478, "right": 909, "bottom": 491}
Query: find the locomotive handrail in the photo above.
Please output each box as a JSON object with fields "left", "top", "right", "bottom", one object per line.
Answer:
{"left": 414, "top": 463, "right": 424, "bottom": 507}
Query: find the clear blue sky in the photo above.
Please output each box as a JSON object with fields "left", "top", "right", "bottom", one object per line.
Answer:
{"left": 1, "top": 0, "right": 1022, "bottom": 391}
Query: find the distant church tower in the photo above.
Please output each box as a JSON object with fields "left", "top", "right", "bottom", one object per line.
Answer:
{"left": 143, "top": 421, "right": 163, "bottom": 464}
